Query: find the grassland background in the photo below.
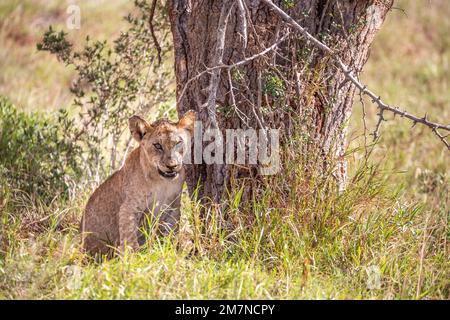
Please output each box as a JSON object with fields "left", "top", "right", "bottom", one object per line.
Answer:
{"left": 0, "top": 0, "right": 448, "bottom": 299}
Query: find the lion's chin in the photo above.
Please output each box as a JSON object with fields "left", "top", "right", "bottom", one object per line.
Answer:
{"left": 158, "top": 168, "right": 179, "bottom": 179}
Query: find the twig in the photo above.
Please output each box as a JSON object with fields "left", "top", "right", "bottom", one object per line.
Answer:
{"left": 177, "top": 32, "right": 290, "bottom": 107}
{"left": 149, "top": 0, "right": 162, "bottom": 65}
{"left": 372, "top": 105, "right": 385, "bottom": 141}
{"left": 236, "top": 0, "right": 248, "bottom": 49}
{"left": 358, "top": 84, "right": 370, "bottom": 160}
{"left": 226, "top": 68, "right": 250, "bottom": 126}
{"left": 317, "top": 0, "right": 331, "bottom": 34}
{"left": 431, "top": 128, "right": 450, "bottom": 150}
{"left": 261, "top": 0, "right": 450, "bottom": 150}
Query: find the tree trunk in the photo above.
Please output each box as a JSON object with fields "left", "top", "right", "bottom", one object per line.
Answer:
{"left": 168, "top": 0, "right": 393, "bottom": 203}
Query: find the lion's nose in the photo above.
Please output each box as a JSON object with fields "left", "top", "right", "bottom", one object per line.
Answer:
{"left": 166, "top": 160, "right": 178, "bottom": 170}
{"left": 167, "top": 164, "right": 177, "bottom": 170}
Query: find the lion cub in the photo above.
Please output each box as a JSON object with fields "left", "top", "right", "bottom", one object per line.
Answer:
{"left": 81, "top": 111, "right": 195, "bottom": 256}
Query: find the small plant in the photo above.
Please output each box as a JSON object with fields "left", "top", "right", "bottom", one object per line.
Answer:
{"left": 282, "top": 0, "right": 295, "bottom": 10}
{"left": 231, "top": 69, "right": 244, "bottom": 82}
{"left": 263, "top": 73, "right": 286, "bottom": 98}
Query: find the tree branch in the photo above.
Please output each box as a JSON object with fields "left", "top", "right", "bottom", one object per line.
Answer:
{"left": 261, "top": 0, "right": 450, "bottom": 150}
{"left": 236, "top": 0, "right": 248, "bottom": 49}
{"left": 176, "top": 32, "right": 290, "bottom": 109}
{"left": 149, "top": 0, "right": 162, "bottom": 65}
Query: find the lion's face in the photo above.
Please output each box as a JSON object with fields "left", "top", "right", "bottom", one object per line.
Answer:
{"left": 141, "top": 124, "right": 188, "bottom": 179}
{"left": 129, "top": 111, "right": 195, "bottom": 180}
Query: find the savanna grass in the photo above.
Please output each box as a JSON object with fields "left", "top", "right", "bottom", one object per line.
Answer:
{"left": 0, "top": 142, "right": 447, "bottom": 299}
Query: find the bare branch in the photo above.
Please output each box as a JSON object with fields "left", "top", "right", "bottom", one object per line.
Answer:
{"left": 261, "top": 0, "right": 450, "bottom": 150}
{"left": 148, "top": 0, "right": 162, "bottom": 65}
{"left": 358, "top": 84, "right": 370, "bottom": 160}
{"left": 317, "top": 0, "right": 331, "bottom": 34}
{"left": 226, "top": 68, "right": 250, "bottom": 126}
{"left": 176, "top": 32, "right": 290, "bottom": 108}
{"left": 372, "top": 106, "right": 385, "bottom": 141}
{"left": 236, "top": 0, "right": 248, "bottom": 49}
{"left": 432, "top": 128, "right": 450, "bottom": 150}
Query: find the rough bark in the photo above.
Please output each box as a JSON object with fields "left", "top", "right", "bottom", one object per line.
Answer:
{"left": 168, "top": 0, "right": 393, "bottom": 203}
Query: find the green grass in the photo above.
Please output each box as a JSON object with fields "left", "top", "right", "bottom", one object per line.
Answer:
{"left": 0, "top": 0, "right": 449, "bottom": 299}
{"left": 0, "top": 158, "right": 447, "bottom": 299}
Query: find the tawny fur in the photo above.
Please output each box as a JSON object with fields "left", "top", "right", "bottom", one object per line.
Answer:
{"left": 80, "top": 111, "right": 195, "bottom": 257}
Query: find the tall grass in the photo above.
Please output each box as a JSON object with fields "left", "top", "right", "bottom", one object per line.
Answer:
{"left": 1, "top": 143, "right": 447, "bottom": 299}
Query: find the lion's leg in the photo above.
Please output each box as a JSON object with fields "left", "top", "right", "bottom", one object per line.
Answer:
{"left": 82, "top": 234, "right": 113, "bottom": 257}
{"left": 118, "top": 203, "right": 140, "bottom": 251}
{"left": 158, "top": 196, "right": 181, "bottom": 236}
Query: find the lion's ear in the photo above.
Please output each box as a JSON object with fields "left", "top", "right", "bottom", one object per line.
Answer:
{"left": 177, "top": 110, "right": 196, "bottom": 133}
{"left": 128, "top": 115, "right": 152, "bottom": 142}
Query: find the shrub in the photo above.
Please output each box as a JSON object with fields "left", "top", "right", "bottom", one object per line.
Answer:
{"left": 0, "top": 96, "right": 81, "bottom": 203}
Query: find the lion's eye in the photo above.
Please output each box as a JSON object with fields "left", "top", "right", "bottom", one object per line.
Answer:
{"left": 153, "top": 143, "right": 163, "bottom": 151}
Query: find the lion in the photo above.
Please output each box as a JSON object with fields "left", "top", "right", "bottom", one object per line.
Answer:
{"left": 80, "top": 111, "right": 195, "bottom": 257}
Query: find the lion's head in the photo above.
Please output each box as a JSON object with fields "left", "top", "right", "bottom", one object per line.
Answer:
{"left": 128, "top": 111, "right": 195, "bottom": 180}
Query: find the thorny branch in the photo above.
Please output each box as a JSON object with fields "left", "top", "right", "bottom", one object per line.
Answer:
{"left": 358, "top": 83, "right": 370, "bottom": 160}
{"left": 264, "top": 0, "right": 450, "bottom": 149}
{"left": 261, "top": 0, "right": 450, "bottom": 150}
{"left": 175, "top": 0, "right": 449, "bottom": 149}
